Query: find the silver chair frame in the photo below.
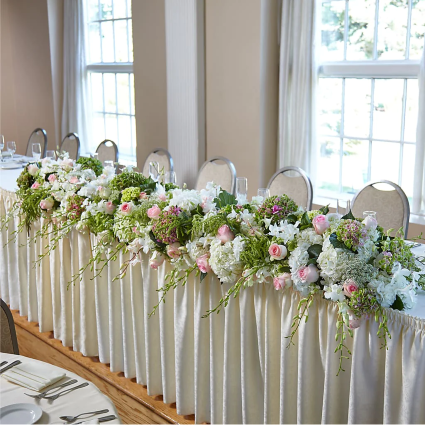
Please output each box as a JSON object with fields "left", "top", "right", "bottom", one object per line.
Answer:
{"left": 143, "top": 148, "right": 174, "bottom": 173}
{"left": 196, "top": 156, "right": 237, "bottom": 194}
{"left": 96, "top": 139, "right": 119, "bottom": 163}
{"left": 26, "top": 128, "right": 47, "bottom": 158}
{"left": 351, "top": 180, "right": 410, "bottom": 236}
{"left": 267, "top": 166, "right": 313, "bottom": 210}
{"left": 0, "top": 299, "right": 19, "bottom": 355}
{"left": 60, "top": 133, "right": 81, "bottom": 160}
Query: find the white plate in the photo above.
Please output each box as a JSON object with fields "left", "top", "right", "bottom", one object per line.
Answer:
{"left": 0, "top": 403, "right": 43, "bottom": 424}
{"left": 0, "top": 162, "right": 23, "bottom": 170}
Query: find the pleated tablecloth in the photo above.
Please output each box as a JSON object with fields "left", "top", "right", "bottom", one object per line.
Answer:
{"left": 1, "top": 179, "right": 425, "bottom": 424}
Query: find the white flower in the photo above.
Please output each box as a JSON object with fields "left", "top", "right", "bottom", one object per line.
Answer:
{"left": 236, "top": 194, "right": 249, "bottom": 206}
{"left": 251, "top": 196, "right": 263, "bottom": 206}
{"left": 168, "top": 188, "right": 202, "bottom": 211}
{"left": 209, "top": 237, "right": 244, "bottom": 284}
{"left": 324, "top": 284, "right": 346, "bottom": 302}
{"left": 269, "top": 220, "right": 300, "bottom": 244}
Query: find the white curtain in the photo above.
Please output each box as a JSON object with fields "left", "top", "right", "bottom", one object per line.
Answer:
{"left": 61, "top": 0, "right": 91, "bottom": 155}
{"left": 278, "top": 0, "right": 319, "bottom": 177}
{"left": 413, "top": 42, "right": 425, "bottom": 215}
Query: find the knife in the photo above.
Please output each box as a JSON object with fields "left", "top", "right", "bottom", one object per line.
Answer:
{"left": 0, "top": 360, "right": 21, "bottom": 374}
{"left": 0, "top": 361, "right": 7, "bottom": 368}
{"left": 75, "top": 415, "right": 117, "bottom": 424}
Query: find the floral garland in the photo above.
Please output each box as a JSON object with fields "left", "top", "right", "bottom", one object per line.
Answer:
{"left": 2, "top": 157, "right": 425, "bottom": 375}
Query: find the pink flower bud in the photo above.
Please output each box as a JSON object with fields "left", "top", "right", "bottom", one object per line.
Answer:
{"left": 363, "top": 215, "right": 377, "bottom": 230}
{"left": 312, "top": 214, "right": 330, "bottom": 235}
{"left": 48, "top": 174, "right": 57, "bottom": 183}
{"left": 268, "top": 243, "right": 287, "bottom": 261}
{"left": 298, "top": 264, "right": 319, "bottom": 284}
{"left": 149, "top": 252, "right": 165, "bottom": 269}
{"left": 158, "top": 194, "right": 167, "bottom": 201}
{"left": 343, "top": 279, "right": 358, "bottom": 297}
{"left": 273, "top": 273, "right": 292, "bottom": 290}
{"left": 147, "top": 205, "right": 161, "bottom": 219}
{"left": 105, "top": 201, "right": 116, "bottom": 215}
{"left": 349, "top": 317, "right": 361, "bottom": 330}
{"left": 31, "top": 182, "right": 41, "bottom": 189}
{"left": 196, "top": 253, "right": 211, "bottom": 273}
{"left": 166, "top": 242, "right": 181, "bottom": 259}
{"left": 120, "top": 202, "right": 133, "bottom": 215}
{"left": 139, "top": 192, "right": 147, "bottom": 199}
{"left": 216, "top": 225, "right": 235, "bottom": 244}
{"left": 39, "top": 198, "right": 54, "bottom": 210}
{"left": 69, "top": 176, "right": 79, "bottom": 184}
{"left": 27, "top": 164, "right": 39, "bottom": 176}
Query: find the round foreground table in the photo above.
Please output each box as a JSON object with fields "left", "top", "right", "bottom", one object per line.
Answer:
{"left": 0, "top": 353, "right": 120, "bottom": 424}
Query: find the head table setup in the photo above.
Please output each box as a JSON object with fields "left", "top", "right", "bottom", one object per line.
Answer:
{"left": 0, "top": 156, "right": 424, "bottom": 424}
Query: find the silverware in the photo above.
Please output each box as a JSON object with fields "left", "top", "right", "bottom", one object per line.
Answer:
{"left": 0, "top": 360, "right": 21, "bottom": 374}
{"left": 59, "top": 409, "right": 109, "bottom": 422}
{"left": 24, "top": 379, "right": 78, "bottom": 399}
{"left": 44, "top": 382, "right": 89, "bottom": 401}
{"left": 75, "top": 415, "right": 116, "bottom": 424}
{"left": 0, "top": 361, "right": 7, "bottom": 367}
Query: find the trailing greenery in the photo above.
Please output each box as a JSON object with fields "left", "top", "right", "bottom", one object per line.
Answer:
{"left": 76, "top": 157, "right": 103, "bottom": 176}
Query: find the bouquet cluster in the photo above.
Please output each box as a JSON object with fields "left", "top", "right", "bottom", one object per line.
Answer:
{"left": 3, "top": 158, "right": 424, "bottom": 374}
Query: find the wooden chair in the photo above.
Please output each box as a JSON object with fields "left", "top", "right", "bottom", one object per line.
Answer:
{"left": 351, "top": 180, "right": 410, "bottom": 236}
{"left": 60, "top": 133, "right": 80, "bottom": 160}
{"left": 195, "top": 156, "right": 237, "bottom": 194}
{"left": 142, "top": 148, "right": 173, "bottom": 177}
{"left": 267, "top": 166, "right": 313, "bottom": 210}
{"left": 25, "top": 128, "right": 47, "bottom": 158}
{"left": 0, "top": 299, "right": 19, "bottom": 355}
{"left": 96, "top": 139, "right": 119, "bottom": 164}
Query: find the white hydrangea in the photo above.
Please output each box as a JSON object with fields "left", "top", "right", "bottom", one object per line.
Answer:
{"left": 269, "top": 220, "right": 300, "bottom": 244}
{"left": 324, "top": 284, "right": 346, "bottom": 302}
{"left": 297, "top": 228, "right": 324, "bottom": 246}
{"left": 168, "top": 188, "right": 202, "bottom": 211}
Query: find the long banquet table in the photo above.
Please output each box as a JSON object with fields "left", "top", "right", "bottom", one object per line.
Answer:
{"left": 1, "top": 167, "right": 425, "bottom": 424}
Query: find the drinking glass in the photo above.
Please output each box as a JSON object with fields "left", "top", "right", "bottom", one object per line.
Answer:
{"left": 257, "top": 188, "right": 270, "bottom": 199}
{"left": 363, "top": 211, "right": 377, "bottom": 219}
{"left": 149, "top": 161, "right": 159, "bottom": 181}
{"left": 7, "top": 141, "right": 16, "bottom": 160}
{"left": 0, "top": 135, "right": 4, "bottom": 162}
{"left": 32, "top": 143, "right": 42, "bottom": 161}
{"left": 45, "top": 150, "right": 56, "bottom": 160}
{"left": 164, "top": 171, "right": 177, "bottom": 184}
{"left": 236, "top": 177, "right": 248, "bottom": 198}
{"left": 103, "top": 160, "right": 114, "bottom": 168}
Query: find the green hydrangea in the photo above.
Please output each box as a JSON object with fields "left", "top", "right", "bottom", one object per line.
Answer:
{"left": 340, "top": 257, "right": 377, "bottom": 287}
{"left": 255, "top": 195, "right": 298, "bottom": 225}
{"left": 121, "top": 187, "right": 141, "bottom": 203}
{"left": 76, "top": 157, "right": 103, "bottom": 177}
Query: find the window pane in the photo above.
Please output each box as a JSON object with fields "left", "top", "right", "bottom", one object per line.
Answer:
{"left": 114, "top": 20, "right": 129, "bottom": 62}
{"left": 401, "top": 143, "right": 415, "bottom": 199}
{"left": 99, "top": 0, "right": 113, "bottom": 20}
{"left": 93, "top": 113, "right": 106, "bottom": 142}
{"left": 128, "top": 20, "right": 134, "bottom": 62}
{"left": 344, "top": 78, "right": 371, "bottom": 138}
{"left": 410, "top": 0, "right": 425, "bottom": 59}
{"left": 130, "top": 74, "right": 135, "bottom": 115}
{"left": 342, "top": 139, "right": 369, "bottom": 194}
{"left": 88, "top": 23, "right": 101, "bottom": 63}
{"left": 113, "top": 0, "right": 127, "bottom": 19}
{"left": 377, "top": 0, "right": 408, "bottom": 59}
{"left": 317, "top": 137, "right": 341, "bottom": 195}
{"left": 404, "top": 79, "right": 419, "bottom": 142}
{"left": 118, "top": 115, "right": 132, "bottom": 156}
{"left": 131, "top": 115, "right": 137, "bottom": 155}
{"left": 105, "top": 114, "right": 118, "bottom": 142}
{"left": 373, "top": 79, "right": 404, "bottom": 141}
{"left": 101, "top": 21, "right": 114, "bottom": 62}
{"left": 87, "top": 0, "right": 100, "bottom": 21}
{"left": 127, "top": 0, "right": 132, "bottom": 18}
{"left": 318, "top": 78, "right": 342, "bottom": 136}
{"left": 90, "top": 73, "right": 104, "bottom": 112}
{"left": 117, "top": 74, "right": 130, "bottom": 114}
{"left": 371, "top": 141, "right": 400, "bottom": 183}
{"left": 103, "top": 73, "right": 116, "bottom": 113}
{"left": 321, "top": 1, "right": 345, "bottom": 61}
{"left": 347, "top": 0, "right": 376, "bottom": 60}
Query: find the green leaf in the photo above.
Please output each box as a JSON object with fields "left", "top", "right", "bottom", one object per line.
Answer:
{"left": 200, "top": 272, "right": 207, "bottom": 282}
{"left": 299, "top": 212, "right": 312, "bottom": 230}
{"left": 307, "top": 244, "right": 323, "bottom": 260}
{"left": 149, "top": 230, "right": 167, "bottom": 250}
{"left": 329, "top": 233, "right": 351, "bottom": 252}
{"left": 319, "top": 204, "right": 329, "bottom": 215}
{"left": 214, "top": 191, "right": 237, "bottom": 209}
{"left": 341, "top": 210, "right": 355, "bottom": 220}
{"left": 286, "top": 214, "right": 299, "bottom": 224}
{"left": 390, "top": 295, "right": 404, "bottom": 311}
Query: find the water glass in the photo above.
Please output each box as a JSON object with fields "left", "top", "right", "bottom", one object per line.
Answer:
{"left": 164, "top": 171, "right": 177, "bottom": 184}
{"left": 257, "top": 188, "right": 270, "bottom": 199}
{"left": 336, "top": 199, "right": 351, "bottom": 215}
{"left": 363, "top": 211, "right": 377, "bottom": 219}
{"left": 149, "top": 161, "right": 159, "bottom": 181}
{"left": 103, "top": 160, "right": 114, "bottom": 168}
{"left": 0, "top": 135, "right": 4, "bottom": 162}
{"left": 7, "top": 141, "right": 16, "bottom": 159}
{"left": 45, "top": 150, "right": 56, "bottom": 160}
{"left": 236, "top": 177, "right": 248, "bottom": 197}
{"left": 32, "top": 143, "right": 42, "bottom": 161}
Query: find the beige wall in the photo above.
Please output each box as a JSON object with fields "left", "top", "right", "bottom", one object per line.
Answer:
{"left": 0, "top": 0, "right": 56, "bottom": 154}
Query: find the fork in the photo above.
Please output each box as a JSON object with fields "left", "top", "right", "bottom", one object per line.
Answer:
{"left": 44, "top": 382, "right": 89, "bottom": 401}
{"left": 25, "top": 379, "right": 78, "bottom": 399}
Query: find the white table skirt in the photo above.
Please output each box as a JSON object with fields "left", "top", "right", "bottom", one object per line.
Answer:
{"left": 0, "top": 353, "right": 120, "bottom": 424}
{"left": 1, "top": 186, "right": 425, "bottom": 424}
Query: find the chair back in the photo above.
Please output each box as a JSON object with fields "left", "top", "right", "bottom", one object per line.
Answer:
{"left": 0, "top": 299, "right": 19, "bottom": 355}
{"left": 267, "top": 166, "right": 313, "bottom": 210}
{"left": 195, "top": 156, "right": 237, "bottom": 194}
{"left": 25, "top": 128, "right": 47, "bottom": 158}
{"left": 60, "top": 133, "right": 80, "bottom": 160}
{"left": 142, "top": 148, "right": 173, "bottom": 176}
{"left": 96, "top": 139, "right": 119, "bottom": 164}
{"left": 351, "top": 180, "right": 410, "bottom": 236}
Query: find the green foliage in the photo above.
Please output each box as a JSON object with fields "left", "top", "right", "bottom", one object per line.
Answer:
{"left": 16, "top": 186, "right": 51, "bottom": 231}
{"left": 16, "top": 165, "right": 37, "bottom": 191}
{"left": 329, "top": 232, "right": 352, "bottom": 252}
{"left": 307, "top": 244, "right": 322, "bottom": 265}
{"left": 109, "top": 171, "right": 155, "bottom": 194}
{"left": 192, "top": 211, "right": 240, "bottom": 239}
{"left": 390, "top": 295, "right": 404, "bottom": 311}
{"left": 85, "top": 211, "right": 114, "bottom": 236}
{"left": 299, "top": 211, "right": 313, "bottom": 230}
{"left": 121, "top": 187, "right": 141, "bottom": 203}
{"left": 214, "top": 191, "right": 237, "bottom": 209}
{"left": 76, "top": 157, "right": 103, "bottom": 176}
{"left": 341, "top": 210, "right": 355, "bottom": 220}
{"left": 239, "top": 236, "right": 269, "bottom": 269}
{"left": 256, "top": 195, "right": 298, "bottom": 225}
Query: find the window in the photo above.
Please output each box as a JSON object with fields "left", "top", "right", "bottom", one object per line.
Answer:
{"left": 317, "top": 0, "right": 424, "bottom": 207}
{"left": 85, "top": 0, "right": 136, "bottom": 165}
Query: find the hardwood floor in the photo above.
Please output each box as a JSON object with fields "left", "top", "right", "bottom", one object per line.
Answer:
{"left": 12, "top": 310, "right": 196, "bottom": 425}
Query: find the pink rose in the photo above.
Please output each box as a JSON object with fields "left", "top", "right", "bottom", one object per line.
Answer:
{"left": 166, "top": 242, "right": 181, "bottom": 259}
{"left": 39, "top": 198, "right": 54, "bottom": 210}
{"left": 273, "top": 273, "right": 292, "bottom": 290}
{"left": 69, "top": 176, "right": 79, "bottom": 184}
{"left": 105, "top": 201, "right": 116, "bottom": 215}
{"left": 139, "top": 192, "right": 147, "bottom": 199}
{"left": 216, "top": 225, "right": 235, "bottom": 244}
{"left": 48, "top": 174, "right": 57, "bottom": 183}
{"left": 120, "top": 202, "right": 133, "bottom": 215}
{"left": 196, "top": 253, "right": 212, "bottom": 273}
{"left": 31, "top": 182, "right": 41, "bottom": 189}
{"left": 61, "top": 158, "right": 74, "bottom": 170}
{"left": 268, "top": 243, "right": 287, "bottom": 261}
{"left": 363, "top": 215, "right": 377, "bottom": 230}
{"left": 27, "top": 164, "right": 39, "bottom": 176}
{"left": 158, "top": 193, "right": 167, "bottom": 201}
{"left": 343, "top": 279, "right": 358, "bottom": 297}
{"left": 147, "top": 205, "right": 161, "bottom": 219}
{"left": 312, "top": 214, "right": 330, "bottom": 235}
{"left": 149, "top": 252, "right": 165, "bottom": 269}
{"left": 298, "top": 264, "right": 319, "bottom": 283}
{"left": 349, "top": 317, "right": 361, "bottom": 330}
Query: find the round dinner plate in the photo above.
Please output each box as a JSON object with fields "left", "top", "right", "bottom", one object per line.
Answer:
{"left": 0, "top": 162, "right": 23, "bottom": 170}
{"left": 0, "top": 403, "right": 43, "bottom": 424}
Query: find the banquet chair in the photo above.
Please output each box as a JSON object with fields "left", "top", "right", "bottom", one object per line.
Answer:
{"left": 0, "top": 299, "right": 19, "bottom": 355}
{"left": 96, "top": 139, "right": 119, "bottom": 164}
{"left": 60, "top": 133, "right": 80, "bottom": 160}
{"left": 195, "top": 156, "right": 237, "bottom": 194}
{"left": 267, "top": 166, "right": 313, "bottom": 210}
{"left": 142, "top": 148, "right": 174, "bottom": 176}
{"left": 25, "top": 128, "right": 47, "bottom": 158}
{"left": 351, "top": 180, "right": 410, "bottom": 236}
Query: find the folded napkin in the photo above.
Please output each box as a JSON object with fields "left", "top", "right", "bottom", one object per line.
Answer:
{"left": 2, "top": 361, "right": 66, "bottom": 391}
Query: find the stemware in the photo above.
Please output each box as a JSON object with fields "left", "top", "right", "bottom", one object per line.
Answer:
{"left": 32, "top": 143, "right": 42, "bottom": 161}
{"left": 7, "top": 141, "right": 16, "bottom": 160}
{"left": 0, "top": 135, "right": 4, "bottom": 162}
{"left": 236, "top": 177, "right": 248, "bottom": 200}
{"left": 164, "top": 171, "right": 177, "bottom": 184}
{"left": 363, "top": 211, "right": 376, "bottom": 219}
{"left": 257, "top": 188, "right": 270, "bottom": 200}
{"left": 45, "top": 150, "right": 56, "bottom": 160}
{"left": 103, "top": 160, "right": 114, "bottom": 168}
{"left": 149, "top": 161, "right": 159, "bottom": 181}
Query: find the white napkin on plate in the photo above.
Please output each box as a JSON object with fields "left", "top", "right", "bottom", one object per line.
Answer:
{"left": 2, "top": 360, "right": 66, "bottom": 391}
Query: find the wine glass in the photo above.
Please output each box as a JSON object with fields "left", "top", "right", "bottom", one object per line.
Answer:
{"left": 363, "top": 211, "right": 376, "bottom": 219}
{"left": 32, "top": 143, "right": 42, "bottom": 161}
{"left": 236, "top": 177, "right": 248, "bottom": 203}
{"left": 7, "top": 141, "right": 16, "bottom": 160}
{"left": 149, "top": 161, "right": 159, "bottom": 181}
{"left": 0, "top": 135, "right": 4, "bottom": 162}
{"left": 257, "top": 188, "right": 270, "bottom": 200}
{"left": 103, "top": 160, "right": 114, "bottom": 168}
{"left": 164, "top": 171, "right": 177, "bottom": 184}
{"left": 45, "top": 150, "right": 56, "bottom": 160}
